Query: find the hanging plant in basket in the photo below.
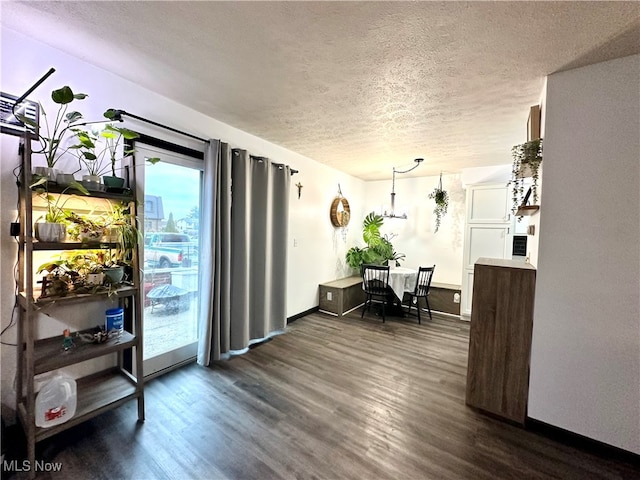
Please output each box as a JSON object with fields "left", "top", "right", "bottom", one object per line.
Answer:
{"left": 509, "top": 138, "right": 543, "bottom": 214}
{"left": 428, "top": 173, "right": 449, "bottom": 233}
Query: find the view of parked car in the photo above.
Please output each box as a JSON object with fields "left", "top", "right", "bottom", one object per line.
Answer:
{"left": 144, "top": 232, "right": 198, "bottom": 269}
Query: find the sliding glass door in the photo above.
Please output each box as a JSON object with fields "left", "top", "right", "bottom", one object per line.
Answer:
{"left": 136, "top": 144, "right": 202, "bottom": 377}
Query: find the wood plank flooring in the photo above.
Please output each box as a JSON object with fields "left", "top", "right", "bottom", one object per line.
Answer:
{"left": 6, "top": 311, "right": 640, "bottom": 479}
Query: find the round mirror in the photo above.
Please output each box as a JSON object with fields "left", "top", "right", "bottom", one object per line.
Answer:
{"left": 330, "top": 197, "right": 351, "bottom": 227}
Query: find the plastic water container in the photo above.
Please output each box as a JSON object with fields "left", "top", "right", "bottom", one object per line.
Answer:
{"left": 35, "top": 373, "right": 77, "bottom": 428}
{"left": 105, "top": 307, "right": 124, "bottom": 336}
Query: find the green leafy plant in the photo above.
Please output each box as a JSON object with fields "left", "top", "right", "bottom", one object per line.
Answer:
{"left": 71, "top": 125, "right": 138, "bottom": 176}
{"left": 428, "top": 174, "right": 449, "bottom": 233}
{"left": 107, "top": 202, "right": 141, "bottom": 266}
{"left": 36, "top": 259, "right": 81, "bottom": 297}
{"left": 65, "top": 212, "right": 108, "bottom": 241}
{"left": 345, "top": 212, "right": 405, "bottom": 271}
{"left": 30, "top": 175, "right": 89, "bottom": 223}
{"left": 509, "top": 138, "right": 543, "bottom": 214}
{"left": 17, "top": 86, "right": 88, "bottom": 168}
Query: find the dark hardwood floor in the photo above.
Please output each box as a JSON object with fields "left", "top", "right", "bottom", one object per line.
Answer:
{"left": 5, "top": 311, "right": 640, "bottom": 479}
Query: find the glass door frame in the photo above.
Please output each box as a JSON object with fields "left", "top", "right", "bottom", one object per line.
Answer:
{"left": 129, "top": 135, "right": 204, "bottom": 378}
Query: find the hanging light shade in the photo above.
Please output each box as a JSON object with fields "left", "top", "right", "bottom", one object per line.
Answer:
{"left": 382, "top": 158, "right": 423, "bottom": 219}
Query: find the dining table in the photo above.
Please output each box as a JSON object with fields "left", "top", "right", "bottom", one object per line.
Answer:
{"left": 387, "top": 266, "right": 418, "bottom": 302}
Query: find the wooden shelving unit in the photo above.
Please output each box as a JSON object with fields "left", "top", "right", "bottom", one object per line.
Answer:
{"left": 16, "top": 133, "right": 144, "bottom": 476}
{"left": 31, "top": 330, "right": 137, "bottom": 375}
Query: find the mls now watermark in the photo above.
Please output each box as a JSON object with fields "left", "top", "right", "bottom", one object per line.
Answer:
{"left": 3, "top": 459, "right": 63, "bottom": 473}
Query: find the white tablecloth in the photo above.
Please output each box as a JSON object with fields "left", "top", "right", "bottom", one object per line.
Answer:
{"left": 388, "top": 267, "right": 418, "bottom": 300}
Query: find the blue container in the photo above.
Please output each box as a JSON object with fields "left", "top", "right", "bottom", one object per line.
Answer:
{"left": 105, "top": 307, "right": 124, "bottom": 336}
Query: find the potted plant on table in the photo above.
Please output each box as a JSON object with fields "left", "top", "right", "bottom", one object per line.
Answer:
{"left": 16, "top": 86, "right": 88, "bottom": 182}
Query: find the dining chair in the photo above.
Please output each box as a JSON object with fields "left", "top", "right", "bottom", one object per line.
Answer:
{"left": 404, "top": 265, "right": 435, "bottom": 324}
{"left": 361, "top": 264, "right": 392, "bottom": 322}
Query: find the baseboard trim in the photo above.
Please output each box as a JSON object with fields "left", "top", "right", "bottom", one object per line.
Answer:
{"left": 429, "top": 310, "right": 461, "bottom": 320}
{"left": 526, "top": 418, "right": 640, "bottom": 466}
{"left": 287, "top": 306, "right": 319, "bottom": 324}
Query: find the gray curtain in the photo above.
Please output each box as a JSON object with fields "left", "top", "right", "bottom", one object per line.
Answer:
{"left": 197, "top": 140, "right": 231, "bottom": 364}
{"left": 198, "top": 144, "right": 290, "bottom": 365}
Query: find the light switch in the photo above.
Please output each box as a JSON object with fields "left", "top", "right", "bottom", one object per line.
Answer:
{"left": 327, "top": 292, "right": 332, "bottom": 301}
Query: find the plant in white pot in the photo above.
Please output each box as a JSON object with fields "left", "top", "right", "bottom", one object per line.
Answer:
{"left": 16, "top": 86, "right": 88, "bottom": 182}
{"left": 31, "top": 175, "right": 89, "bottom": 243}
{"left": 65, "top": 212, "right": 108, "bottom": 243}
{"left": 62, "top": 251, "right": 105, "bottom": 286}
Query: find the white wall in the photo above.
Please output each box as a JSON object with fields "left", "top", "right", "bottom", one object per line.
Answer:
{"left": 363, "top": 173, "right": 466, "bottom": 286}
{"left": 529, "top": 54, "right": 640, "bottom": 454}
{"left": 0, "top": 29, "right": 366, "bottom": 417}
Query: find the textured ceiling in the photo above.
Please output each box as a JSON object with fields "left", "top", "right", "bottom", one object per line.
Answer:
{"left": 2, "top": 1, "right": 639, "bottom": 180}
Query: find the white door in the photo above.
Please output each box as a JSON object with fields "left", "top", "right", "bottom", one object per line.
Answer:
{"left": 461, "top": 184, "right": 511, "bottom": 318}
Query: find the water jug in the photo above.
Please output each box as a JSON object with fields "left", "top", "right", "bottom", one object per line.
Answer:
{"left": 35, "top": 373, "right": 77, "bottom": 428}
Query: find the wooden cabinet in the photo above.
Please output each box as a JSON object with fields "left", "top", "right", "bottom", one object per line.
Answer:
{"left": 319, "top": 276, "right": 366, "bottom": 317}
{"left": 465, "top": 258, "right": 535, "bottom": 424}
{"left": 16, "top": 136, "right": 144, "bottom": 473}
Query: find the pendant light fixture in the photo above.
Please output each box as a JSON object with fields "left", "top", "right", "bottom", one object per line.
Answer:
{"left": 382, "top": 158, "right": 423, "bottom": 219}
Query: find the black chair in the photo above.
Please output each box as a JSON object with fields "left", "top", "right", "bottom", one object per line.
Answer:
{"left": 361, "top": 264, "right": 392, "bottom": 322}
{"left": 404, "top": 266, "right": 435, "bottom": 324}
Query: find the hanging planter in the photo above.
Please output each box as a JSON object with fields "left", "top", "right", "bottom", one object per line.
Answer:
{"left": 428, "top": 173, "right": 449, "bottom": 233}
{"left": 509, "top": 138, "right": 543, "bottom": 214}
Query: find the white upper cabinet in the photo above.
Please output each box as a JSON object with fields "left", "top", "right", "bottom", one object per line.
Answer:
{"left": 467, "top": 185, "right": 510, "bottom": 224}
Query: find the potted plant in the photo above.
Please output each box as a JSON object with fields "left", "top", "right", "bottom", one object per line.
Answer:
{"left": 428, "top": 173, "right": 449, "bottom": 233}
{"left": 65, "top": 212, "right": 107, "bottom": 243}
{"left": 30, "top": 175, "right": 89, "bottom": 242}
{"left": 106, "top": 202, "right": 141, "bottom": 267}
{"left": 62, "top": 251, "right": 105, "bottom": 286}
{"left": 346, "top": 212, "right": 405, "bottom": 272}
{"left": 71, "top": 117, "right": 140, "bottom": 190}
{"left": 36, "top": 260, "right": 80, "bottom": 297}
{"left": 16, "top": 86, "right": 88, "bottom": 181}
{"left": 509, "top": 138, "right": 543, "bottom": 214}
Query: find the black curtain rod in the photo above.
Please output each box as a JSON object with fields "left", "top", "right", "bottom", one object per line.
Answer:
{"left": 112, "top": 108, "right": 298, "bottom": 175}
